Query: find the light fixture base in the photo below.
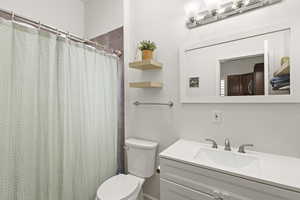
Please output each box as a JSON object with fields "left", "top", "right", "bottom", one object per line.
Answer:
{"left": 186, "top": 0, "right": 282, "bottom": 29}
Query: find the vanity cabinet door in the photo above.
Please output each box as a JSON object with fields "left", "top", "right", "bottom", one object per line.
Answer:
{"left": 161, "top": 179, "right": 216, "bottom": 200}
{"left": 160, "top": 158, "right": 300, "bottom": 200}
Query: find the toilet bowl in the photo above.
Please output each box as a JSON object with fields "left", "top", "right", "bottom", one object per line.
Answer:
{"left": 96, "top": 174, "right": 144, "bottom": 200}
{"left": 96, "top": 138, "right": 158, "bottom": 200}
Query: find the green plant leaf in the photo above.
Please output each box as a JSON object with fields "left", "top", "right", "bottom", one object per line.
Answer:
{"left": 138, "top": 40, "right": 157, "bottom": 51}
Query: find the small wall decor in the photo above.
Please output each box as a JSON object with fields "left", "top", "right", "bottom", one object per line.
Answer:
{"left": 185, "top": 0, "right": 282, "bottom": 29}
{"left": 138, "top": 40, "right": 157, "bottom": 60}
{"left": 189, "top": 77, "right": 200, "bottom": 88}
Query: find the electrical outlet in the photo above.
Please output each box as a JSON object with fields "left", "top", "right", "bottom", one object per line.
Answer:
{"left": 212, "top": 111, "right": 223, "bottom": 124}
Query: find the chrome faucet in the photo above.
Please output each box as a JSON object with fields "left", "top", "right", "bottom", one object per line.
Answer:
{"left": 224, "top": 138, "right": 231, "bottom": 151}
{"left": 205, "top": 138, "right": 218, "bottom": 149}
{"left": 238, "top": 144, "right": 254, "bottom": 153}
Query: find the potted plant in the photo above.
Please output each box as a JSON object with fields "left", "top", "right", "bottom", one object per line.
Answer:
{"left": 138, "top": 40, "right": 157, "bottom": 60}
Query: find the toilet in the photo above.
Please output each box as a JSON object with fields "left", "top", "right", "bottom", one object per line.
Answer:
{"left": 96, "top": 138, "right": 158, "bottom": 200}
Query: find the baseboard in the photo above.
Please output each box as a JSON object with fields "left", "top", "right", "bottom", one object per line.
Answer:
{"left": 143, "top": 193, "right": 159, "bottom": 200}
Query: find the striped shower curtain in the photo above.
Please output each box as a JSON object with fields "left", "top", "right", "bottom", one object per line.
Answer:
{"left": 0, "top": 18, "right": 118, "bottom": 200}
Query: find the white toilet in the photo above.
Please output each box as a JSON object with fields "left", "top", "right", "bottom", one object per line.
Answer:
{"left": 96, "top": 138, "right": 158, "bottom": 200}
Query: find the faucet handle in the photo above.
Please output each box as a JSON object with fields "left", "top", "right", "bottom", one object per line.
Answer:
{"left": 238, "top": 144, "right": 254, "bottom": 153}
{"left": 224, "top": 138, "right": 231, "bottom": 151}
{"left": 205, "top": 138, "right": 218, "bottom": 149}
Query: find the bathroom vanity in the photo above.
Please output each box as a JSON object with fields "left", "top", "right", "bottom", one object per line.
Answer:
{"left": 159, "top": 140, "right": 300, "bottom": 200}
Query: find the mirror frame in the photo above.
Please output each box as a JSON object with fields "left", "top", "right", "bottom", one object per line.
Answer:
{"left": 179, "top": 21, "right": 300, "bottom": 104}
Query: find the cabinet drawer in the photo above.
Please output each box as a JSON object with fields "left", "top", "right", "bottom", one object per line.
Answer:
{"left": 161, "top": 179, "right": 215, "bottom": 200}
{"left": 160, "top": 158, "right": 300, "bottom": 200}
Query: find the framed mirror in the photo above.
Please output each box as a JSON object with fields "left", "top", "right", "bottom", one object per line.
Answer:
{"left": 180, "top": 22, "right": 299, "bottom": 103}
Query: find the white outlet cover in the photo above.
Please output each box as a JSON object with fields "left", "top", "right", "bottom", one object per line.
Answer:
{"left": 212, "top": 111, "right": 223, "bottom": 123}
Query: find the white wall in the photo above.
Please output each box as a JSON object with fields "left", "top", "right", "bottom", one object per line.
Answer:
{"left": 85, "top": 0, "right": 123, "bottom": 38}
{"left": 124, "top": 0, "right": 300, "bottom": 199}
{"left": 0, "top": 0, "right": 85, "bottom": 36}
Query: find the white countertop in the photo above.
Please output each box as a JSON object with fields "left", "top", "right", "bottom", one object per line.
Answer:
{"left": 160, "top": 139, "right": 300, "bottom": 193}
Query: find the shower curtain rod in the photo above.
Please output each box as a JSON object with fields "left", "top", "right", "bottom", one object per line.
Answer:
{"left": 0, "top": 8, "right": 120, "bottom": 57}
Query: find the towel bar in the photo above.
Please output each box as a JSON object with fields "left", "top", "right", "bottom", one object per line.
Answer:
{"left": 133, "top": 101, "right": 174, "bottom": 108}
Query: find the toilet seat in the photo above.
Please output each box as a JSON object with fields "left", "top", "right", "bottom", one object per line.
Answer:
{"left": 97, "top": 174, "right": 142, "bottom": 200}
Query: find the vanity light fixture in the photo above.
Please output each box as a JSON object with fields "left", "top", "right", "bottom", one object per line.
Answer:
{"left": 186, "top": 0, "right": 282, "bottom": 29}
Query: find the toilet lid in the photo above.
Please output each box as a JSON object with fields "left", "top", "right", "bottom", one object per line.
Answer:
{"left": 97, "top": 174, "right": 140, "bottom": 200}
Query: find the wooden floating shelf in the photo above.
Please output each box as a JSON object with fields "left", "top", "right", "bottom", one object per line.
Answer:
{"left": 129, "top": 60, "right": 163, "bottom": 70}
{"left": 129, "top": 82, "right": 163, "bottom": 88}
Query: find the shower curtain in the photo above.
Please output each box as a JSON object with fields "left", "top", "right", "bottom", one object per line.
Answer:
{"left": 0, "top": 19, "right": 118, "bottom": 200}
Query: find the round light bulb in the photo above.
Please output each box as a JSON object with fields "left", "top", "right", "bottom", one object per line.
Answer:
{"left": 217, "top": 7, "right": 226, "bottom": 14}
{"left": 244, "top": 0, "right": 250, "bottom": 5}
{"left": 204, "top": 0, "right": 222, "bottom": 10}
{"left": 195, "top": 15, "right": 203, "bottom": 21}
{"left": 184, "top": 1, "right": 201, "bottom": 18}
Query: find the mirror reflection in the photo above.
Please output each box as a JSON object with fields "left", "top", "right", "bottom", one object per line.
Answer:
{"left": 269, "top": 57, "right": 290, "bottom": 95}
{"left": 220, "top": 55, "right": 290, "bottom": 97}
{"left": 220, "top": 54, "right": 265, "bottom": 96}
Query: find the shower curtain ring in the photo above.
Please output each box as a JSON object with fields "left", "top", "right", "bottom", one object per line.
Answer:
{"left": 11, "top": 12, "right": 15, "bottom": 22}
{"left": 55, "top": 28, "right": 59, "bottom": 36}
{"left": 84, "top": 38, "right": 89, "bottom": 45}
{"left": 38, "top": 21, "right": 41, "bottom": 31}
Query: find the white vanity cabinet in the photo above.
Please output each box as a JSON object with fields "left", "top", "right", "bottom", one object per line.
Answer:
{"left": 161, "top": 179, "right": 216, "bottom": 200}
{"left": 159, "top": 140, "right": 300, "bottom": 200}
{"left": 160, "top": 158, "right": 300, "bottom": 200}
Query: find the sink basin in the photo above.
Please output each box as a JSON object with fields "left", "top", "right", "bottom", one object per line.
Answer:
{"left": 160, "top": 139, "right": 300, "bottom": 192}
{"left": 194, "top": 148, "right": 260, "bottom": 170}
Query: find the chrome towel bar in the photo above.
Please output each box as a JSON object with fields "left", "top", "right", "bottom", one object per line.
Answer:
{"left": 133, "top": 101, "right": 174, "bottom": 108}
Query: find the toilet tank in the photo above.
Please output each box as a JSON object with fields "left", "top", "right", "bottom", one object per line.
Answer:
{"left": 125, "top": 138, "right": 158, "bottom": 178}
